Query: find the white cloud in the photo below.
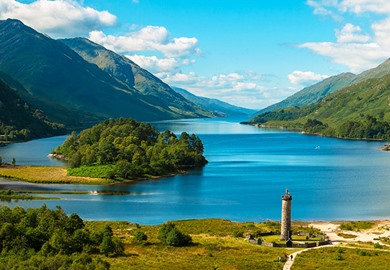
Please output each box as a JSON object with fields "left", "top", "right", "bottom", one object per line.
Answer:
{"left": 154, "top": 71, "right": 287, "bottom": 109}
{"left": 335, "top": 23, "right": 371, "bottom": 43}
{"left": 89, "top": 26, "right": 200, "bottom": 58}
{"left": 339, "top": 0, "right": 390, "bottom": 14}
{"left": 0, "top": 0, "right": 117, "bottom": 38}
{"left": 299, "top": 42, "right": 383, "bottom": 73}
{"left": 303, "top": 1, "right": 390, "bottom": 72}
{"left": 306, "top": 0, "right": 342, "bottom": 21}
{"left": 126, "top": 55, "right": 179, "bottom": 73}
{"left": 288, "top": 71, "right": 329, "bottom": 86}
{"left": 307, "top": 0, "right": 390, "bottom": 15}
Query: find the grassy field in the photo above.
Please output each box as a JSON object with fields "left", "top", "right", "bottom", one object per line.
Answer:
{"left": 82, "top": 219, "right": 390, "bottom": 270}
{"left": 293, "top": 247, "right": 390, "bottom": 270}
{"left": 0, "top": 166, "right": 115, "bottom": 184}
{"left": 86, "top": 220, "right": 289, "bottom": 270}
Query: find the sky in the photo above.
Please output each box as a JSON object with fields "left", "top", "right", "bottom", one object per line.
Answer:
{"left": 1, "top": 0, "right": 390, "bottom": 110}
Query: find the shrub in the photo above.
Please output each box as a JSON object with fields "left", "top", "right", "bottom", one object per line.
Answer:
{"left": 133, "top": 231, "right": 147, "bottom": 242}
{"left": 233, "top": 230, "right": 244, "bottom": 238}
{"left": 356, "top": 249, "right": 371, "bottom": 256}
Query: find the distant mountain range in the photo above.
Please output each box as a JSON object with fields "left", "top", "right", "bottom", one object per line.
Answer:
{"left": 172, "top": 87, "right": 256, "bottom": 117}
{"left": 256, "top": 58, "right": 390, "bottom": 115}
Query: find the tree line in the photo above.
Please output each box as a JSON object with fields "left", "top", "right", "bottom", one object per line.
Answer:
{"left": 52, "top": 118, "right": 207, "bottom": 179}
{"left": 302, "top": 115, "right": 390, "bottom": 140}
{"left": 0, "top": 205, "right": 125, "bottom": 269}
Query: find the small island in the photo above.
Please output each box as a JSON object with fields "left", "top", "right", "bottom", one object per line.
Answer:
{"left": 51, "top": 118, "right": 207, "bottom": 181}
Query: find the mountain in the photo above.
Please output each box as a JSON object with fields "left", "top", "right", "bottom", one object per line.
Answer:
{"left": 256, "top": 58, "right": 390, "bottom": 116}
{"left": 0, "top": 19, "right": 212, "bottom": 127}
{"left": 249, "top": 74, "right": 390, "bottom": 140}
{"left": 59, "top": 38, "right": 214, "bottom": 119}
{"left": 172, "top": 87, "right": 256, "bottom": 116}
{"left": 0, "top": 79, "right": 65, "bottom": 142}
{"left": 352, "top": 58, "right": 390, "bottom": 84}
{"left": 0, "top": 71, "right": 101, "bottom": 128}
{"left": 256, "top": 73, "right": 356, "bottom": 115}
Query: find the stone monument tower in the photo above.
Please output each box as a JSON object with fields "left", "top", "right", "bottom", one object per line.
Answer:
{"left": 280, "top": 188, "right": 292, "bottom": 240}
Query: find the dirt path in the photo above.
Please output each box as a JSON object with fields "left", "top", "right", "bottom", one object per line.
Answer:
{"left": 282, "top": 244, "right": 336, "bottom": 270}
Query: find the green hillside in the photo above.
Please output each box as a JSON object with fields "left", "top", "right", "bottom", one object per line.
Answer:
{"left": 0, "top": 72, "right": 102, "bottom": 129}
{"left": 249, "top": 74, "right": 390, "bottom": 140}
{"left": 0, "top": 79, "right": 65, "bottom": 142}
{"left": 256, "top": 72, "right": 356, "bottom": 115}
{"left": 256, "top": 58, "right": 390, "bottom": 116}
{"left": 60, "top": 38, "right": 214, "bottom": 119}
{"left": 173, "top": 87, "right": 256, "bottom": 116}
{"left": 353, "top": 58, "right": 390, "bottom": 84}
{"left": 0, "top": 19, "right": 212, "bottom": 127}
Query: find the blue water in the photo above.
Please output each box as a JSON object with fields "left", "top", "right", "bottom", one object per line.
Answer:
{"left": 0, "top": 118, "right": 389, "bottom": 224}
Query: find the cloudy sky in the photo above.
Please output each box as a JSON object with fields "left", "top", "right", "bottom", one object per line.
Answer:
{"left": 2, "top": 0, "right": 390, "bottom": 109}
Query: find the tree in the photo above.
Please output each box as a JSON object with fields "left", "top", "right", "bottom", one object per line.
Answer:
{"left": 69, "top": 151, "right": 82, "bottom": 168}
{"left": 158, "top": 222, "right": 192, "bottom": 247}
{"left": 11, "top": 158, "right": 16, "bottom": 167}
{"left": 0, "top": 155, "right": 2, "bottom": 166}
{"left": 114, "top": 159, "right": 133, "bottom": 179}
{"left": 65, "top": 213, "right": 85, "bottom": 234}
{"left": 99, "top": 225, "right": 124, "bottom": 257}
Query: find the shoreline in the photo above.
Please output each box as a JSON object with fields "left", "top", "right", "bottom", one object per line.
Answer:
{"left": 0, "top": 164, "right": 189, "bottom": 185}
{"left": 242, "top": 122, "right": 390, "bottom": 149}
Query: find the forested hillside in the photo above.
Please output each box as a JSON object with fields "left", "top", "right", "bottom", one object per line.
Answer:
{"left": 249, "top": 74, "right": 390, "bottom": 140}
{"left": 255, "top": 58, "right": 390, "bottom": 116}
{"left": 256, "top": 72, "right": 356, "bottom": 115}
{"left": 0, "top": 80, "right": 65, "bottom": 143}
{"left": 53, "top": 118, "right": 207, "bottom": 179}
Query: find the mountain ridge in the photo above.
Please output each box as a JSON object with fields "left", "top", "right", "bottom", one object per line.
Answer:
{"left": 255, "top": 58, "right": 390, "bottom": 116}
{"left": 255, "top": 72, "right": 357, "bottom": 115}
{"left": 59, "top": 37, "right": 214, "bottom": 119}
{"left": 0, "top": 19, "right": 213, "bottom": 128}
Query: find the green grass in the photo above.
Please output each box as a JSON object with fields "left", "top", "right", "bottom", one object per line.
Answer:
{"left": 338, "top": 232, "right": 358, "bottom": 239}
{"left": 67, "top": 164, "right": 115, "bottom": 178}
{"left": 339, "top": 221, "right": 375, "bottom": 231}
{"left": 0, "top": 165, "right": 115, "bottom": 184}
{"left": 85, "top": 220, "right": 289, "bottom": 270}
{"left": 86, "top": 219, "right": 390, "bottom": 270}
{"left": 293, "top": 247, "right": 390, "bottom": 270}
